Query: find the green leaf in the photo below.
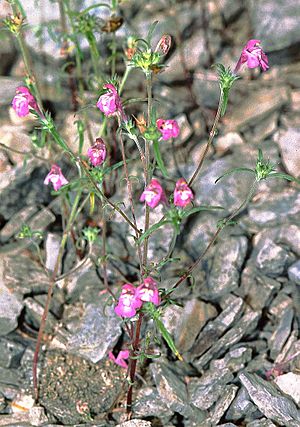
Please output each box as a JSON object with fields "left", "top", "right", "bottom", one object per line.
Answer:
{"left": 215, "top": 167, "right": 255, "bottom": 184}
{"left": 103, "top": 158, "right": 133, "bottom": 174}
{"left": 137, "top": 220, "right": 171, "bottom": 244}
{"left": 154, "top": 317, "right": 183, "bottom": 361}
{"left": 267, "top": 172, "right": 300, "bottom": 184}
{"left": 146, "top": 21, "right": 159, "bottom": 44}
{"left": 78, "top": 3, "right": 111, "bottom": 17}
{"left": 180, "top": 205, "right": 224, "bottom": 219}
{"left": 153, "top": 140, "right": 169, "bottom": 177}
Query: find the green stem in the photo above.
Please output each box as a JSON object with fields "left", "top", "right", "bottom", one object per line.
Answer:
{"left": 188, "top": 90, "right": 224, "bottom": 187}
{"left": 33, "top": 189, "right": 83, "bottom": 401}
{"left": 172, "top": 179, "right": 258, "bottom": 291}
{"left": 87, "top": 32, "right": 104, "bottom": 85}
{"left": 142, "top": 73, "right": 153, "bottom": 269}
{"left": 111, "top": 32, "right": 117, "bottom": 78}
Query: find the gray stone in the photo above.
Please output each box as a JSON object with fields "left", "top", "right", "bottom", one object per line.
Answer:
{"left": 223, "top": 86, "right": 290, "bottom": 132}
{"left": 208, "top": 384, "right": 238, "bottom": 425}
{"left": 44, "top": 233, "right": 61, "bottom": 273}
{"left": 190, "top": 296, "right": 244, "bottom": 360}
{"left": 133, "top": 387, "right": 173, "bottom": 419}
{"left": 277, "top": 128, "right": 300, "bottom": 178}
{"left": 247, "top": 419, "right": 277, "bottom": 427}
{"left": 249, "top": 0, "right": 300, "bottom": 51}
{"left": 255, "top": 238, "right": 290, "bottom": 277}
{"left": 215, "top": 132, "right": 244, "bottom": 155}
{"left": 66, "top": 299, "right": 122, "bottom": 363}
{"left": 239, "top": 372, "right": 300, "bottom": 426}
{"left": 29, "top": 406, "right": 48, "bottom": 426}
{"left": 288, "top": 260, "right": 300, "bottom": 284}
{"left": 188, "top": 367, "right": 234, "bottom": 410}
{"left": 150, "top": 362, "right": 206, "bottom": 421}
{"left": 193, "top": 71, "right": 219, "bottom": 109}
{"left": 247, "top": 189, "right": 300, "bottom": 229}
{"left": 268, "top": 307, "right": 294, "bottom": 360}
{"left": 0, "top": 206, "right": 38, "bottom": 243}
{"left": 210, "top": 346, "right": 252, "bottom": 373}
{"left": 0, "top": 338, "right": 25, "bottom": 369}
{"left": 202, "top": 236, "right": 248, "bottom": 299}
{"left": 194, "top": 308, "right": 261, "bottom": 369}
{"left": 226, "top": 386, "right": 258, "bottom": 421}
{"left": 174, "top": 299, "right": 217, "bottom": 354}
{"left": 0, "top": 275, "right": 23, "bottom": 336}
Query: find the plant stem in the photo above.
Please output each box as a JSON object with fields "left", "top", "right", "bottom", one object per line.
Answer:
{"left": 188, "top": 90, "right": 224, "bottom": 187}
{"left": 33, "top": 189, "right": 82, "bottom": 401}
{"left": 126, "top": 313, "right": 143, "bottom": 414}
{"left": 142, "top": 73, "right": 152, "bottom": 268}
{"left": 172, "top": 180, "right": 258, "bottom": 290}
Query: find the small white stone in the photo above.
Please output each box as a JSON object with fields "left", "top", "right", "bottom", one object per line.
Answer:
{"left": 274, "top": 372, "right": 300, "bottom": 405}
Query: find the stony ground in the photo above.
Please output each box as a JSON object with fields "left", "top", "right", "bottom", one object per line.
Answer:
{"left": 0, "top": 1, "right": 299, "bottom": 426}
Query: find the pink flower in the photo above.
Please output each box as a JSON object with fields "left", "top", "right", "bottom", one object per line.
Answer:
{"left": 139, "top": 179, "right": 166, "bottom": 209}
{"left": 12, "top": 86, "right": 39, "bottom": 117}
{"left": 44, "top": 164, "right": 69, "bottom": 191}
{"left": 156, "top": 119, "right": 180, "bottom": 140}
{"left": 96, "top": 83, "right": 126, "bottom": 121}
{"left": 87, "top": 138, "right": 106, "bottom": 167}
{"left": 114, "top": 283, "right": 142, "bottom": 318}
{"left": 174, "top": 178, "right": 194, "bottom": 208}
{"left": 234, "top": 39, "right": 269, "bottom": 74}
{"left": 136, "top": 277, "right": 160, "bottom": 306}
{"left": 108, "top": 350, "right": 129, "bottom": 369}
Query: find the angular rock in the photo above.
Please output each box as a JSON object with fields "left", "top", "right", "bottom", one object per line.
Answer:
{"left": 249, "top": 0, "right": 300, "bottom": 51}
{"left": 268, "top": 307, "right": 294, "bottom": 360}
{"left": 215, "top": 132, "right": 244, "bottom": 155}
{"left": 288, "top": 260, "right": 300, "bottom": 285}
{"left": 255, "top": 238, "right": 290, "bottom": 277}
{"left": 202, "top": 236, "right": 248, "bottom": 299}
{"left": 210, "top": 346, "right": 252, "bottom": 373}
{"left": 194, "top": 308, "right": 261, "bottom": 369}
{"left": 274, "top": 373, "right": 300, "bottom": 405}
{"left": 0, "top": 338, "right": 25, "bottom": 369}
{"left": 277, "top": 128, "right": 300, "bottom": 178}
{"left": 44, "top": 232, "right": 61, "bottom": 273}
{"left": 116, "top": 421, "right": 152, "bottom": 427}
{"left": 190, "top": 296, "right": 244, "bottom": 360}
{"left": 0, "top": 277, "right": 23, "bottom": 336}
{"left": 132, "top": 387, "right": 173, "bottom": 419}
{"left": 66, "top": 299, "right": 122, "bottom": 363}
{"left": 208, "top": 384, "right": 238, "bottom": 425}
{"left": 226, "top": 386, "right": 259, "bottom": 421}
{"left": 239, "top": 372, "right": 300, "bottom": 426}
{"left": 150, "top": 362, "right": 206, "bottom": 421}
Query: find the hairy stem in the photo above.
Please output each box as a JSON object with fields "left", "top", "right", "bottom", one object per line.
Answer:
{"left": 188, "top": 90, "right": 224, "bottom": 187}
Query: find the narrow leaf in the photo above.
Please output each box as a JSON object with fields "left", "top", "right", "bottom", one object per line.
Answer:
{"left": 137, "top": 220, "right": 171, "bottom": 244}
{"left": 153, "top": 140, "right": 169, "bottom": 177}
{"left": 268, "top": 172, "right": 300, "bottom": 184}
{"left": 146, "top": 21, "right": 159, "bottom": 44}
{"left": 215, "top": 167, "right": 255, "bottom": 184}
{"left": 154, "top": 317, "right": 183, "bottom": 361}
{"left": 180, "top": 205, "right": 224, "bottom": 219}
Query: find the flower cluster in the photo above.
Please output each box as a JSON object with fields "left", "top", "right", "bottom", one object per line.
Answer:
{"left": 140, "top": 178, "right": 193, "bottom": 209}
{"left": 12, "top": 86, "right": 39, "bottom": 117}
{"left": 234, "top": 39, "right": 269, "bottom": 74}
{"left": 114, "top": 277, "right": 160, "bottom": 318}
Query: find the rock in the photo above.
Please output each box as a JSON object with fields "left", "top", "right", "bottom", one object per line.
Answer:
{"left": 239, "top": 372, "right": 300, "bottom": 426}
{"left": 39, "top": 350, "right": 125, "bottom": 425}
{"left": 116, "top": 421, "right": 152, "bottom": 427}
{"left": 173, "top": 299, "right": 217, "bottom": 354}
{"left": 207, "top": 384, "right": 238, "bottom": 425}
{"left": 243, "top": 110, "right": 279, "bottom": 144}
{"left": 133, "top": 387, "right": 173, "bottom": 419}
{"left": 188, "top": 367, "right": 234, "bottom": 410}
{"left": 246, "top": 189, "right": 300, "bottom": 229}
{"left": 268, "top": 307, "right": 294, "bottom": 360}
{"left": 255, "top": 238, "right": 290, "bottom": 277}
{"left": 0, "top": 78, "right": 23, "bottom": 107}
{"left": 190, "top": 296, "right": 244, "bottom": 360}
{"left": 201, "top": 236, "right": 248, "bottom": 299}
{"left": 247, "top": 419, "right": 277, "bottom": 427}
{"left": 249, "top": 0, "right": 300, "bottom": 51}
{"left": 0, "top": 206, "right": 38, "bottom": 243}
{"left": 215, "top": 132, "right": 244, "bottom": 155}
{"left": 175, "top": 113, "right": 193, "bottom": 143}
{"left": 274, "top": 373, "right": 300, "bottom": 405}
{"left": 193, "top": 70, "right": 219, "bottom": 109}
{"left": 277, "top": 128, "right": 300, "bottom": 178}
{"left": 194, "top": 308, "right": 261, "bottom": 369}
{"left": 288, "top": 260, "right": 300, "bottom": 284}
{"left": 29, "top": 406, "right": 48, "bottom": 426}
{"left": 44, "top": 232, "right": 61, "bottom": 273}
{"left": 223, "top": 85, "right": 290, "bottom": 132}
{"left": 66, "top": 299, "right": 122, "bottom": 363}
{"left": 0, "top": 276, "right": 23, "bottom": 336}
{"left": 0, "top": 338, "right": 25, "bottom": 369}
{"left": 226, "top": 386, "right": 258, "bottom": 421}
{"left": 150, "top": 362, "right": 206, "bottom": 421}
{"left": 210, "top": 346, "right": 252, "bottom": 373}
